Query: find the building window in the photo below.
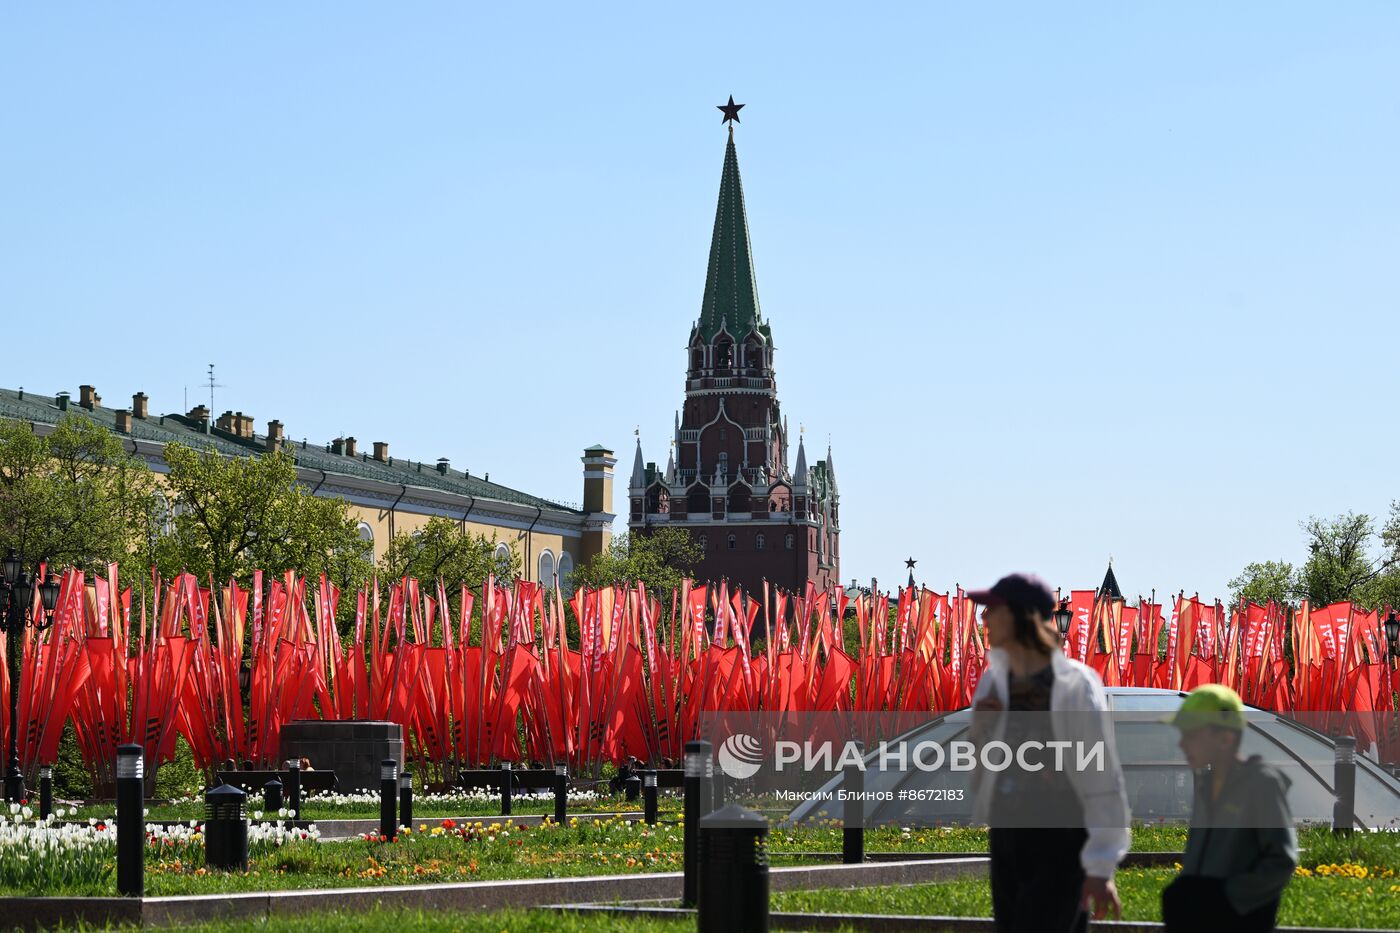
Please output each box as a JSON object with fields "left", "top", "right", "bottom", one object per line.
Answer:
{"left": 556, "top": 552, "right": 574, "bottom": 596}
{"left": 719, "top": 427, "right": 727, "bottom": 440}
{"left": 154, "top": 491, "right": 174, "bottom": 535}
{"left": 493, "top": 542, "right": 511, "bottom": 573}
{"left": 727, "top": 534, "right": 736, "bottom": 550}
{"left": 538, "top": 550, "right": 555, "bottom": 585}
{"left": 755, "top": 533, "right": 765, "bottom": 551}
{"left": 717, "top": 452, "right": 728, "bottom": 480}
{"left": 698, "top": 534, "right": 707, "bottom": 551}
{"left": 356, "top": 522, "right": 375, "bottom": 551}
{"left": 785, "top": 533, "right": 794, "bottom": 550}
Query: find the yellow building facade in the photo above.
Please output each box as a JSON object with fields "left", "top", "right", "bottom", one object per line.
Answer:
{"left": 0, "top": 384, "right": 615, "bottom": 586}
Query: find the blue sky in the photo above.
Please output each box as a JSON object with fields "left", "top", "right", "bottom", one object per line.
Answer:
{"left": 2, "top": 3, "right": 1397, "bottom": 599}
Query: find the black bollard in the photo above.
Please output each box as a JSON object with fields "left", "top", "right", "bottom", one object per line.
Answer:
{"left": 1333, "top": 735, "right": 1357, "bottom": 835}
{"left": 500, "top": 761, "right": 513, "bottom": 816}
{"left": 380, "top": 758, "right": 398, "bottom": 840}
{"left": 284, "top": 760, "right": 302, "bottom": 818}
{"left": 116, "top": 744, "right": 144, "bottom": 897}
{"left": 643, "top": 769, "right": 658, "bottom": 825}
{"left": 204, "top": 783, "right": 249, "bottom": 870}
{"left": 625, "top": 772, "right": 641, "bottom": 802}
{"left": 713, "top": 768, "right": 726, "bottom": 810}
{"left": 682, "top": 739, "right": 713, "bottom": 908}
{"left": 400, "top": 769, "right": 413, "bottom": 830}
{"left": 263, "top": 776, "right": 283, "bottom": 814}
{"left": 554, "top": 763, "right": 568, "bottom": 825}
{"left": 38, "top": 765, "right": 53, "bottom": 821}
{"left": 698, "top": 804, "right": 770, "bottom": 932}
{"left": 842, "top": 740, "right": 865, "bottom": 864}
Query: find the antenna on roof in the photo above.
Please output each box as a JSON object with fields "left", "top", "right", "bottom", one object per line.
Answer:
{"left": 206, "top": 364, "right": 224, "bottom": 412}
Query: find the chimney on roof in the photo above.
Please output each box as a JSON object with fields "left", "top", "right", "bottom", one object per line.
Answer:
{"left": 132, "top": 392, "right": 149, "bottom": 419}
{"left": 331, "top": 437, "right": 345, "bottom": 456}
{"left": 56, "top": 392, "right": 70, "bottom": 411}
{"left": 266, "top": 420, "right": 284, "bottom": 452}
{"left": 79, "top": 385, "right": 98, "bottom": 410}
{"left": 345, "top": 437, "right": 357, "bottom": 458}
{"left": 216, "top": 410, "right": 237, "bottom": 433}
{"left": 115, "top": 410, "right": 132, "bottom": 433}
{"left": 436, "top": 458, "right": 449, "bottom": 475}
{"left": 188, "top": 404, "right": 209, "bottom": 424}
{"left": 240, "top": 413, "right": 255, "bottom": 438}
{"left": 373, "top": 441, "right": 389, "bottom": 463}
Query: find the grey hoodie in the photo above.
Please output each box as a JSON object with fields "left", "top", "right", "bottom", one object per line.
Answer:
{"left": 1180, "top": 754, "right": 1299, "bottom": 915}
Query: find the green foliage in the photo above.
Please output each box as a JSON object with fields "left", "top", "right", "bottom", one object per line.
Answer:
{"left": 53, "top": 722, "right": 93, "bottom": 800}
{"left": 153, "top": 737, "right": 204, "bottom": 801}
{"left": 377, "top": 516, "right": 520, "bottom": 590}
{"left": 154, "top": 443, "right": 373, "bottom": 590}
{"left": 1228, "top": 560, "right": 1298, "bottom": 607}
{"left": 572, "top": 527, "right": 701, "bottom": 596}
{"left": 0, "top": 415, "right": 159, "bottom": 580}
{"left": 1297, "top": 511, "right": 1399, "bottom": 608}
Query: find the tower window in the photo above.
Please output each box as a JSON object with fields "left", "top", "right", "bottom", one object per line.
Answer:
{"left": 785, "top": 533, "right": 794, "bottom": 550}
{"left": 698, "top": 534, "right": 707, "bottom": 551}
{"left": 727, "top": 534, "right": 736, "bottom": 550}
{"left": 755, "top": 533, "right": 765, "bottom": 552}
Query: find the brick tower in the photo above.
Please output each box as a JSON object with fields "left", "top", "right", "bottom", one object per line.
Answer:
{"left": 629, "top": 115, "right": 839, "bottom": 595}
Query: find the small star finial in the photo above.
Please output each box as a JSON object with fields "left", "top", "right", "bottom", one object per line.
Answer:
{"left": 904, "top": 557, "right": 917, "bottom": 570}
{"left": 717, "top": 95, "right": 744, "bottom": 125}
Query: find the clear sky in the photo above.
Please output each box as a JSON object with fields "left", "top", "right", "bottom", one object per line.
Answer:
{"left": 2, "top": 3, "right": 1397, "bottom": 600}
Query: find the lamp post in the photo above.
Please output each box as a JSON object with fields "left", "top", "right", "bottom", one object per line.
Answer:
{"left": 3, "top": 549, "right": 61, "bottom": 802}
{"left": 1385, "top": 611, "right": 1399, "bottom": 659}
{"left": 1054, "top": 598, "right": 1072, "bottom": 643}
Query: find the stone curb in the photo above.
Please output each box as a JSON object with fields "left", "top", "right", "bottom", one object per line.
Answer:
{"left": 780, "top": 851, "right": 1184, "bottom": 868}
{"left": 0, "top": 856, "right": 988, "bottom": 930}
{"left": 545, "top": 905, "right": 1394, "bottom": 933}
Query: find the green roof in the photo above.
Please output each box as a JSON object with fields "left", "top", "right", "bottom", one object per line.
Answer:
{"left": 0, "top": 388, "right": 582, "bottom": 515}
{"left": 695, "top": 129, "right": 768, "bottom": 344}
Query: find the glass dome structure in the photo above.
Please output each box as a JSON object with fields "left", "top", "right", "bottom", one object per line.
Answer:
{"left": 788, "top": 688, "right": 1400, "bottom": 829}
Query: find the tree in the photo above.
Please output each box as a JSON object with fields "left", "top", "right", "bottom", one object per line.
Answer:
{"left": 571, "top": 527, "right": 702, "bottom": 596}
{"left": 0, "top": 415, "right": 159, "bottom": 579}
{"left": 378, "top": 516, "right": 520, "bottom": 590}
{"left": 1296, "top": 512, "right": 1396, "bottom": 608}
{"left": 154, "top": 443, "right": 373, "bottom": 589}
{"left": 1227, "top": 560, "right": 1297, "bottom": 607}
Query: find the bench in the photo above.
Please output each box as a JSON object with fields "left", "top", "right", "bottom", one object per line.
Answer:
{"left": 215, "top": 770, "right": 339, "bottom": 795}
{"left": 456, "top": 768, "right": 684, "bottom": 794}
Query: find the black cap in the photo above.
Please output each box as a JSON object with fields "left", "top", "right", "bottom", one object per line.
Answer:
{"left": 967, "top": 573, "right": 1055, "bottom": 618}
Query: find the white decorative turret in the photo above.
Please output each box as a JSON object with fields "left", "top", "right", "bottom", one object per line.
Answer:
{"left": 664, "top": 444, "right": 676, "bottom": 485}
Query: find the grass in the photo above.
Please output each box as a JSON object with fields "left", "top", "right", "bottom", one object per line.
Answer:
{"left": 770, "top": 827, "right": 1400, "bottom": 930}
{"left": 40, "top": 907, "right": 691, "bottom": 932}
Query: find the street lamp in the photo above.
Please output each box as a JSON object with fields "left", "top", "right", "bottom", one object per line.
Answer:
{"left": 3, "top": 550, "right": 59, "bottom": 802}
{"left": 1054, "top": 598, "right": 1072, "bottom": 638}
{"left": 1385, "top": 611, "right": 1399, "bottom": 657}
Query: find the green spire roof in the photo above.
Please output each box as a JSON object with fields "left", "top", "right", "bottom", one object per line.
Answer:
{"left": 696, "top": 128, "right": 767, "bottom": 343}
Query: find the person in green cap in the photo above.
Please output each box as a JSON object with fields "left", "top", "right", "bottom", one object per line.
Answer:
{"left": 1161, "top": 684, "right": 1298, "bottom": 932}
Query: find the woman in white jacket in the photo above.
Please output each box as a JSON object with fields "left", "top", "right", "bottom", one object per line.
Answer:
{"left": 968, "top": 574, "right": 1131, "bottom": 933}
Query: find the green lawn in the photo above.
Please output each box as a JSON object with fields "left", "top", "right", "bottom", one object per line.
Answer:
{"left": 771, "top": 869, "right": 1400, "bottom": 929}
{"left": 44, "top": 908, "right": 690, "bottom": 933}
{"left": 770, "top": 827, "right": 1400, "bottom": 930}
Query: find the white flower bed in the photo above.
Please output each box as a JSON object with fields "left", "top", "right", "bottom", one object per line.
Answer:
{"left": 0, "top": 805, "right": 318, "bottom": 892}
{"left": 302, "top": 787, "right": 605, "bottom": 808}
